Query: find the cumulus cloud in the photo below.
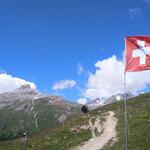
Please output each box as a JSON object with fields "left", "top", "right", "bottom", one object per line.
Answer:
{"left": 0, "top": 73, "right": 36, "bottom": 93}
{"left": 83, "top": 55, "right": 150, "bottom": 99}
{"left": 128, "top": 7, "right": 141, "bottom": 19}
{"left": 77, "top": 98, "right": 87, "bottom": 105}
{"left": 77, "top": 63, "right": 84, "bottom": 75}
{"left": 52, "top": 79, "right": 76, "bottom": 90}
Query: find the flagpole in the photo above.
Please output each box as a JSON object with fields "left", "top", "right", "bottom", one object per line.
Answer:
{"left": 124, "top": 37, "right": 128, "bottom": 150}
{"left": 124, "top": 72, "right": 128, "bottom": 150}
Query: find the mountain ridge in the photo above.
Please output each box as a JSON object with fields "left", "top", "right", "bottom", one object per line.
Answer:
{"left": 0, "top": 84, "right": 80, "bottom": 141}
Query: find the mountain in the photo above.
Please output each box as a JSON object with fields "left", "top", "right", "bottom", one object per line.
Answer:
{"left": 87, "top": 92, "right": 134, "bottom": 109}
{"left": 86, "top": 98, "right": 105, "bottom": 109}
{"left": 105, "top": 92, "right": 134, "bottom": 104}
{"left": 0, "top": 92, "right": 150, "bottom": 150}
{"left": 0, "top": 85, "right": 80, "bottom": 141}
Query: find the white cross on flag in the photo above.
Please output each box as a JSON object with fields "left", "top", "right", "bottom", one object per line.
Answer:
{"left": 125, "top": 36, "right": 150, "bottom": 72}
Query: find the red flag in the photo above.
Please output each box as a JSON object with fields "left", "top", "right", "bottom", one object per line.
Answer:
{"left": 125, "top": 36, "right": 150, "bottom": 72}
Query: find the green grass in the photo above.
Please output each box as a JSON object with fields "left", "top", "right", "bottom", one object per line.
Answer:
{"left": 0, "top": 93, "right": 150, "bottom": 150}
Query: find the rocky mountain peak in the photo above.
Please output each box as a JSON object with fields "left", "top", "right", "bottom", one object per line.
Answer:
{"left": 14, "top": 84, "right": 36, "bottom": 94}
{"left": 17, "top": 84, "right": 31, "bottom": 90}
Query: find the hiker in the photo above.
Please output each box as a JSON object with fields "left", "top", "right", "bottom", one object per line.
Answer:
{"left": 81, "top": 105, "right": 88, "bottom": 114}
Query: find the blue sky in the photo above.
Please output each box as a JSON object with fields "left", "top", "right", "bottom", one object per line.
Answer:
{"left": 1, "top": 0, "right": 150, "bottom": 102}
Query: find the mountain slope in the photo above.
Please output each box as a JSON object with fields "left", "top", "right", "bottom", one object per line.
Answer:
{"left": 73, "top": 111, "right": 117, "bottom": 150}
{"left": 0, "top": 85, "right": 80, "bottom": 141}
{"left": 0, "top": 93, "right": 150, "bottom": 150}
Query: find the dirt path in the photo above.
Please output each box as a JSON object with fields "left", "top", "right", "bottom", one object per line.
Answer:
{"left": 73, "top": 111, "right": 117, "bottom": 150}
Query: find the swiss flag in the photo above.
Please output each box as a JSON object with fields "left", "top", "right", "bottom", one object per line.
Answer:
{"left": 125, "top": 36, "right": 150, "bottom": 72}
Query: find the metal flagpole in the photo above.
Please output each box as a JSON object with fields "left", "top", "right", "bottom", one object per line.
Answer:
{"left": 124, "top": 37, "right": 129, "bottom": 150}
{"left": 124, "top": 70, "right": 128, "bottom": 150}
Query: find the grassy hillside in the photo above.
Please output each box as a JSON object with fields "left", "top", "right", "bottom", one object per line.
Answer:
{"left": 0, "top": 98, "right": 80, "bottom": 141}
{"left": 0, "top": 93, "right": 150, "bottom": 150}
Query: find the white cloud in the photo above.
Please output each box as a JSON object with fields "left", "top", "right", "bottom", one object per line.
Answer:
{"left": 128, "top": 8, "right": 141, "bottom": 19}
{"left": 77, "top": 98, "right": 87, "bottom": 105}
{"left": 0, "top": 73, "right": 36, "bottom": 93}
{"left": 52, "top": 79, "right": 76, "bottom": 90}
{"left": 77, "top": 63, "right": 84, "bottom": 75}
{"left": 83, "top": 55, "right": 150, "bottom": 99}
